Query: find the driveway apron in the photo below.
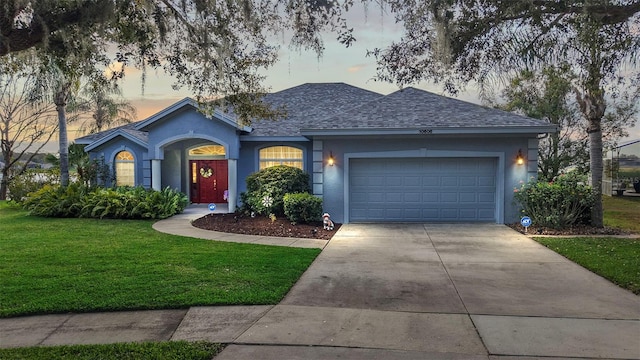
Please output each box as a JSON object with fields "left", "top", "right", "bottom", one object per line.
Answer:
{"left": 229, "top": 224, "right": 640, "bottom": 359}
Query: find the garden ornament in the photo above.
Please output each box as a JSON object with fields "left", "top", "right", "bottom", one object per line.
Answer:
{"left": 322, "top": 213, "right": 334, "bottom": 231}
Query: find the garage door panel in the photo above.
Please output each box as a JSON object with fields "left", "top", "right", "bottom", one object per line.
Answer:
{"left": 422, "top": 176, "right": 439, "bottom": 186}
{"left": 403, "top": 193, "right": 422, "bottom": 202}
{"left": 349, "top": 158, "right": 497, "bottom": 222}
{"left": 459, "top": 192, "right": 477, "bottom": 202}
{"left": 441, "top": 176, "right": 459, "bottom": 186}
{"left": 478, "top": 177, "right": 495, "bottom": 186}
{"left": 478, "top": 192, "right": 495, "bottom": 203}
{"left": 404, "top": 176, "right": 421, "bottom": 186}
{"left": 459, "top": 176, "right": 478, "bottom": 186}
{"left": 441, "top": 192, "right": 458, "bottom": 203}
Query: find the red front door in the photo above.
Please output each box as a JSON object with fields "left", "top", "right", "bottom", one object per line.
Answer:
{"left": 190, "top": 160, "right": 228, "bottom": 203}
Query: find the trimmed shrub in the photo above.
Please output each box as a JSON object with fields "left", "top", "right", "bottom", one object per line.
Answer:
{"left": 242, "top": 165, "right": 310, "bottom": 215}
{"left": 513, "top": 172, "right": 594, "bottom": 229}
{"left": 23, "top": 185, "right": 188, "bottom": 219}
{"left": 284, "top": 192, "right": 323, "bottom": 224}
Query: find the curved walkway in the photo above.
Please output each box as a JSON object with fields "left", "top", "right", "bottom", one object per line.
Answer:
{"left": 152, "top": 204, "right": 328, "bottom": 249}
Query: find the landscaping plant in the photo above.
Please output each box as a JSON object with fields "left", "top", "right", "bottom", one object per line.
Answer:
{"left": 284, "top": 192, "right": 323, "bottom": 224}
{"left": 514, "top": 171, "right": 594, "bottom": 229}
{"left": 241, "top": 165, "right": 310, "bottom": 216}
{"left": 23, "top": 185, "right": 188, "bottom": 219}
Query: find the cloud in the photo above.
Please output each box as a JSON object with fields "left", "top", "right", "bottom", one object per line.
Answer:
{"left": 347, "top": 64, "right": 367, "bottom": 73}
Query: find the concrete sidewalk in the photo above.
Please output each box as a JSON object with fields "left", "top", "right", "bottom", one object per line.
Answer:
{"left": 1, "top": 221, "right": 639, "bottom": 359}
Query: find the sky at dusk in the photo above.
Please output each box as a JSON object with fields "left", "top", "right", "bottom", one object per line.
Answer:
{"left": 59, "top": 4, "right": 639, "bottom": 150}
{"left": 116, "top": 4, "right": 413, "bottom": 119}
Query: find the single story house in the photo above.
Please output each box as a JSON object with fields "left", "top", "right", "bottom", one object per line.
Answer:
{"left": 76, "top": 83, "right": 556, "bottom": 224}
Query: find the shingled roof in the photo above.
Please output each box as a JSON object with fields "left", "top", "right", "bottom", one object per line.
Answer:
{"left": 74, "top": 122, "right": 146, "bottom": 145}
{"left": 246, "top": 83, "right": 383, "bottom": 137}
{"left": 77, "top": 83, "right": 554, "bottom": 147}
{"left": 248, "top": 84, "right": 554, "bottom": 137}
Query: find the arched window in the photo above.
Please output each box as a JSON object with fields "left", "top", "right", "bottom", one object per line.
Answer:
{"left": 115, "top": 151, "right": 135, "bottom": 186}
{"left": 188, "top": 145, "right": 226, "bottom": 156}
{"left": 259, "top": 146, "right": 303, "bottom": 170}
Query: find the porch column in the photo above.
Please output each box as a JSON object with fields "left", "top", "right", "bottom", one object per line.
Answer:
{"left": 151, "top": 159, "right": 161, "bottom": 191}
{"left": 227, "top": 159, "right": 237, "bottom": 213}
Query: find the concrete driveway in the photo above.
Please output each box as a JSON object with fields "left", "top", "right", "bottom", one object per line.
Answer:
{"left": 218, "top": 224, "right": 640, "bottom": 359}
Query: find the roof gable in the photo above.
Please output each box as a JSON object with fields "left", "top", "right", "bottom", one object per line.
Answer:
{"left": 84, "top": 128, "right": 149, "bottom": 152}
{"left": 135, "top": 97, "right": 251, "bottom": 132}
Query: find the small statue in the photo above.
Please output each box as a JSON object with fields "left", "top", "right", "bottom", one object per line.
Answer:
{"left": 322, "top": 213, "right": 334, "bottom": 231}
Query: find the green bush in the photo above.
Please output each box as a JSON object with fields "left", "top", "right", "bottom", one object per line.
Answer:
{"left": 242, "top": 165, "right": 310, "bottom": 215}
{"left": 22, "top": 183, "right": 86, "bottom": 217}
{"left": 283, "top": 192, "right": 323, "bottom": 224}
{"left": 7, "top": 169, "right": 60, "bottom": 203}
{"left": 23, "top": 185, "right": 188, "bottom": 219}
{"left": 514, "top": 172, "right": 594, "bottom": 229}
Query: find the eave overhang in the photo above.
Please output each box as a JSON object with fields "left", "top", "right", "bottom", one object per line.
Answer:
{"left": 239, "top": 136, "right": 310, "bottom": 142}
{"left": 300, "top": 125, "right": 558, "bottom": 137}
{"left": 84, "top": 129, "right": 148, "bottom": 152}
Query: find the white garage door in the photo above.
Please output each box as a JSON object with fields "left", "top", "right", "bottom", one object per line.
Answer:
{"left": 349, "top": 158, "right": 497, "bottom": 222}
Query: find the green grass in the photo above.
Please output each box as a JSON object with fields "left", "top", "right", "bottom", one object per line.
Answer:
{"left": 534, "top": 237, "right": 640, "bottom": 294}
{"left": 603, "top": 195, "right": 640, "bottom": 233}
{"left": 0, "top": 202, "right": 320, "bottom": 318}
{"left": 0, "top": 341, "right": 222, "bottom": 360}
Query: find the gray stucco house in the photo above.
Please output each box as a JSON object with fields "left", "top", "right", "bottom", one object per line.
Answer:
{"left": 76, "top": 83, "right": 555, "bottom": 224}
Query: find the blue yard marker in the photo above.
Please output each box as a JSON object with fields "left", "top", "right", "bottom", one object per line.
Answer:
{"left": 520, "top": 216, "right": 532, "bottom": 234}
{"left": 208, "top": 203, "right": 216, "bottom": 212}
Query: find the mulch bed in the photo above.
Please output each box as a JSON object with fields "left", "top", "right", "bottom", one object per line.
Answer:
{"left": 506, "top": 223, "right": 628, "bottom": 236}
{"left": 193, "top": 212, "right": 629, "bottom": 240}
{"left": 192, "top": 213, "right": 340, "bottom": 240}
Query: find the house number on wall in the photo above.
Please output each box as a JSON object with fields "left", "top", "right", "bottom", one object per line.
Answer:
{"left": 418, "top": 129, "right": 433, "bottom": 134}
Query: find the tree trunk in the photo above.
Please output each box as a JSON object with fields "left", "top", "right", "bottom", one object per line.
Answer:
{"left": 0, "top": 167, "right": 8, "bottom": 200}
{"left": 589, "top": 128, "right": 604, "bottom": 227}
{"left": 57, "top": 103, "right": 69, "bottom": 187}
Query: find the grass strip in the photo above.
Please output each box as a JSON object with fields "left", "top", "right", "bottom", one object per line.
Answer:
{"left": 534, "top": 236, "right": 640, "bottom": 294}
{"left": 603, "top": 195, "right": 640, "bottom": 233}
{"left": 0, "top": 202, "right": 320, "bottom": 317}
{"left": 0, "top": 341, "right": 222, "bottom": 360}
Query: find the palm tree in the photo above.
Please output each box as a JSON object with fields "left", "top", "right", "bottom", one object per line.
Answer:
{"left": 72, "top": 82, "right": 137, "bottom": 135}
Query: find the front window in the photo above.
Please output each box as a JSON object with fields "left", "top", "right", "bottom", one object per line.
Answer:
{"left": 115, "top": 151, "right": 135, "bottom": 186}
{"left": 259, "top": 146, "right": 303, "bottom": 170}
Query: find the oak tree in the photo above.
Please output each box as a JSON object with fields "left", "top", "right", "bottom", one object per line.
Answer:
{"left": 371, "top": 0, "right": 640, "bottom": 227}
{"left": 2, "top": 0, "right": 356, "bottom": 185}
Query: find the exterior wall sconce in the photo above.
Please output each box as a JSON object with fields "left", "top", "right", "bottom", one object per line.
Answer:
{"left": 328, "top": 151, "right": 335, "bottom": 166}
{"left": 516, "top": 149, "right": 525, "bottom": 165}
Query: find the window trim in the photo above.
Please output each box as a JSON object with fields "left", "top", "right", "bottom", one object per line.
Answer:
{"left": 258, "top": 145, "right": 304, "bottom": 170}
{"left": 114, "top": 150, "right": 135, "bottom": 186}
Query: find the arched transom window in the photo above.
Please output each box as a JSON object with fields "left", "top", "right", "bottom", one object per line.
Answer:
{"left": 188, "top": 145, "right": 226, "bottom": 156}
{"left": 115, "top": 150, "right": 135, "bottom": 186}
{"left": 259, "top": 146, "right": 303, "bottom": 170}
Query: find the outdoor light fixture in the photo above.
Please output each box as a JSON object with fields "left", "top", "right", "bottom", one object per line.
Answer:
{"left": 328, "top": 151, "right": 335, "bottom": 166}
{"left": 516, "top": 149, "right": 525, "bottom": 165}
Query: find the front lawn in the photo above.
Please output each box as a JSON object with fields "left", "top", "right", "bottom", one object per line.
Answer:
{"left": 534, "top": 236, "right": 640, "bottom": 294}
{"left": 0, "top": 202, "right": 320, "bottom": 318}
{"left": 0, "top": 341, "right": 222, "bottom": 360}
{"left": 603, "top": 195, "right": 640, "bottom": 233}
